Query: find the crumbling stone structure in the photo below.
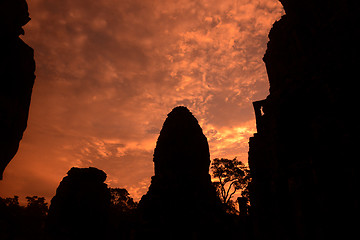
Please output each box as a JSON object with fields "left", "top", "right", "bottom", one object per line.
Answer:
{"left": 0, "top": 0, "right": 35, "bottom": 179}
{"left": 46, "top": 167, "right": 111, "bottom": 240}
{"left": 138, "top": 106, "right": 228, "bottom": 239}
{"left": 249, "top": 1, "right": 360, "bottom": 240}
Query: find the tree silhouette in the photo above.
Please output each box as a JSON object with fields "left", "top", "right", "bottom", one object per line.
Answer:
{"left": 107, "top": 188, "right": 137, "bottom": 240}
{"left": 211, "top": 157, "right": 250, "bottom": 214}
{"left": 1, "top": 196, "right": 21, "bottom": 240}
{"left": 1, "top": 195, "right": 20, "bottom": 207}
{"left": 109, "top": 188, "right": 137, "bottom": 212}
{"left": 23, "top": 196, "right": 48, "bottom": 239}
{"left": 0, "top": 195, "right": 48, "bottom": 240}
{"left": 25, "top": 196, "right": 48, "bottom": 217}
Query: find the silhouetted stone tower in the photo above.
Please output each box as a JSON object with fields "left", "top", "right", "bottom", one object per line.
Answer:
{"left": 153, "top": 106, "right": 211, "bottom": 183}
{"left": 138, "top": 106, "right": 227, "bottom": 239}
{"left": 249, "top": 1, "right": 360, "bottom": 240}
{"left": 0, "top": 0, "right": 35, "bottom": 179}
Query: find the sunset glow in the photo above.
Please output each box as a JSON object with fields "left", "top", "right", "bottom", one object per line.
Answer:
{"left": 0, "top": 0, "right": 284, "bottom": 202}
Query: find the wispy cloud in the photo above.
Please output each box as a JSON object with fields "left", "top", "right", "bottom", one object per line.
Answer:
{"left": 0, "top": 0, "right": 283, "bottom": 201}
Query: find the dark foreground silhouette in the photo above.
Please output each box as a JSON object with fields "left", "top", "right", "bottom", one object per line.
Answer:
{"left": 137, "top": 106, "right": 235, "bottom": 239}
{"left": 0, "top": 186, "right": 138, "bottom": 240}
{"left": 0, "top": 107, "right": 251, "bottom": 240}
{"left": 46, "top": 167, "right": 111, "bottom": 240}
{"left": 0, "top": 196, "right": 48, "bottom": 240}
{"left": 0, "top": 0, "right": 36, "bottom": 179}
{"left": 2, "top": 1, "right": 359, "bottom": 240}
{"left": 249, "top": 1, "right": 360, "bottom": 240}
{"left": 44, "top": 107, "right": 249, "bottom": 240}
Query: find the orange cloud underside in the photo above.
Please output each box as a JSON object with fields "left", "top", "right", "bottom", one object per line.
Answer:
{"left": 0, "top": 0, "right": 283, "bottom": 202}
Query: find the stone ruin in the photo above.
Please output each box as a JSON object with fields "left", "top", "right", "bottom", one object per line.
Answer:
{"left": 248, "top": 1, "right": 360, "bottom": 240}
{"left": 0, "top": 0, "right": 36, "bottom": 179}
{"left": 46, "top": 167, "right": 111, "bottom": 240}
{"left": 138, "top": 106, "right": 229, "bottom": 239}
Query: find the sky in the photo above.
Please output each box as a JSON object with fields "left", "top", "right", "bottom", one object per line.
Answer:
{"left": 0, "top": 0, "right": 283, "bottom": 203}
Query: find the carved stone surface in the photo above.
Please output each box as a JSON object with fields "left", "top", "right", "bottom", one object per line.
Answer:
{"left": 249, "top": 1, "right": 360, "bottom": 240}
{"left": 138, "top": 106, "right": 228, "bottom": 239}
{"left": 0, "top": 0, "right": 36, "bottom": 179}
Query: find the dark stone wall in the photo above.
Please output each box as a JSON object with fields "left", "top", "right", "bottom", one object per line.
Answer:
{"left": 0, "top": 0, "right": 36, "bottom": 179}
{"left": 248, "top": 1, "right": 360, "bottom": 240}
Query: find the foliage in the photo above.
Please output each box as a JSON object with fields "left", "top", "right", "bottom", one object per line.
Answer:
{"left": 25, "top": 196, "right": 48, "bottom": 217}
{"left": 211, "top": 157, "right": 251, "bottom": 214}
{"left": 107, "top": 188, "right": 138, "bottom": 239}
{"left": 2, "top": 195, "right": 20, "bottom": 207}
{"left": 0, "top": 195, "right": 49, "bottom": 240}
{"left": 109, "top": 187, "right": 137, "bottom": 212}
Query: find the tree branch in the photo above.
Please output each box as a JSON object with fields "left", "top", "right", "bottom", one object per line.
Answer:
{"left": 227, "top": 187, "right": 237, "bottom": 204}
{"left": 224, "top": 181, "right": 237, "bottom": 203}
{"left": 219, "top": 176, "right": 226, "bottom": 203}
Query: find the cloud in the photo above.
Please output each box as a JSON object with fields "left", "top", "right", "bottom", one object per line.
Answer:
{"left": 0, "top": 0, "right": 283, "bottom": 202}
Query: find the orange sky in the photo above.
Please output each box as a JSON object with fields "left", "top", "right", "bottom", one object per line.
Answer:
{"left": 0, "top": 0, "right": 283, "bottom": 203}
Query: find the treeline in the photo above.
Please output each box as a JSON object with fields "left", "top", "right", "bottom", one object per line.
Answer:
{"left": 0, "top": 188, "right": 137, "bottom": 240}
{"left": 0, "top": 196, "right": 48, "bottom": 239}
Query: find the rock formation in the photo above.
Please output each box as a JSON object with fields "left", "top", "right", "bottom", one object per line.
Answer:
{"left": 46, "top": 167, "right": 111, "bottom": 240}
{"left": 138, "top": 106, "right": 228, "bottom": 239}
{"left": 0, "top": 0, "right": 36, "bottom": 179}
{"left": 249, "top": 1, "right": 360, "bottom": 240}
